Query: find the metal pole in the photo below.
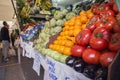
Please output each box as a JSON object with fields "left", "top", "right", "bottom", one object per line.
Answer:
{"left": 11, "top": 0, "right": 21, "bottom": 64}
{"left": 11, "top": 0, "right": 21, "bottom": 31}
{"left": 11, "top": 0, "right": 18, "bottom": 19}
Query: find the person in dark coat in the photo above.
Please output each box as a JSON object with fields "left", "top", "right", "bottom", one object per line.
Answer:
{"left": 0, "top": 21, "right": 10, "bottom": 62}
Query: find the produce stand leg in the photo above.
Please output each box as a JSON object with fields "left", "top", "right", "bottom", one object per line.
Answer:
{"left": 18, "top": 46, "right": 21, "bottom": 64}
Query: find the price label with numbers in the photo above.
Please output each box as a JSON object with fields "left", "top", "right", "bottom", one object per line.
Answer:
{"left": 32, "top": 52, "right": 41, "bottom": 76}
{"left": 44, "top": 56, "right": 91, "bottom": 80}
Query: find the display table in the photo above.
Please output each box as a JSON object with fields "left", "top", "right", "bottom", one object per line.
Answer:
{"left": 20, "top": 41, "right": 91, "bottom": 80}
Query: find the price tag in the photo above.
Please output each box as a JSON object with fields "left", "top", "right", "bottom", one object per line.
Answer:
{"left": 59, "top": 62, "right": 91, "bottom": 80}
{"left": 44, "top": 56, "right": 62, "bottom": 80}
{"left": 31, "top": 48, "right": 35, "bottom": 59}
{"left": 115, "top": 0, "right": 120, "bottom": 11}
{"left": 44, "top": 56, "right": 91, "bottom": 80}
{"left": 32, "top": 52, "right": 41, "bottom": 76}
{"left": 24, "top": 42, "right": 34, "bottom": 58}
{"left": 33, "top": 50, "right": 46, "bottom": 69}
{"left": 25, "top": 45, "right": 32, "bottom": 58}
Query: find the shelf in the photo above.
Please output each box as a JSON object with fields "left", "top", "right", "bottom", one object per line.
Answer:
{"left": 29, "top": 14, "right": 53, "bottom": 20}
{"left": 29, "top": 14, "right": 47, "bottom": 19}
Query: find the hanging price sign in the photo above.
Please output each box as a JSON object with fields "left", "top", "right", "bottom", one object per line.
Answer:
{"left": 32, "top": 52, "right": 41, "bottom": 76}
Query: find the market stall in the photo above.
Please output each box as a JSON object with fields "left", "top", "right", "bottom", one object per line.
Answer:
{"left": 15, "top": 0, "right": 120, "bottom": 80}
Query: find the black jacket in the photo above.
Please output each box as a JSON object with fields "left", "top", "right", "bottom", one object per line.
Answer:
{"left": 0, "top": 26, "right": 10, "bottom": 42}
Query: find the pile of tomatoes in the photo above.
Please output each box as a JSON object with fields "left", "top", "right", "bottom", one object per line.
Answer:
{"left": 71, "top": 1, "right": 120, "bottom": 67}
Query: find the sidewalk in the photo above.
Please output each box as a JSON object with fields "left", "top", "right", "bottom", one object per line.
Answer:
{"left": 0, "top": 55, "right": 26, "bottom": 80}
{"left": 0, "top": 54, "right": 44, "bottom": 80}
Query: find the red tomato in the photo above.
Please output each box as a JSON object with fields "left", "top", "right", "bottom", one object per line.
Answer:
{"left": 95, "top": 20, "right": 105, "bottom": 28}
{"left": 99, "top": 3, "right": 110, "bottom": 11}
{"left": 90, "top": 27, "right": 110, "bottom": 50}
{"left": 101, "top": 16, "right": 117, "bottom": 30}
{"left": 91, "top": 3, "right": 100, "bottom": 14}
{"left": 93, "top": 27, "right": 111, "bottom": 42}
{"left": 75, "top": 29, "right": 92, "bottom": 46}
{"left": 71, "top": 45, "right": 85, "bottom": 57}
{"left": 109, "top": 33, "right": 120, "bottom": 52}
{"left": 87, "top": 15, "right": 101, "bottom": 32}
{"left": 82, "top": 48, "right": 100, "bottom": 64}
{"left": 97, "top": 3, "right": 111, "bottom": 15}
{"left": 90, "top": 15, "right": 101, "bottom": 22}
{"left": 87, "top": 23, "right": 96, "bottom": 32}
{"left": 109, "top": 0, "right": 115, "bottom": 4}
{"left": 113, "top": 23, "right": 120, "bottom": 33}
{"left": 100, "top": 9, "right": 115, "bottom": 17}
{"left": 90, "top": 37, "right": 108, "bottom": 51}
{"left": 100, "top": 52, "right": 116, "bottom": 67}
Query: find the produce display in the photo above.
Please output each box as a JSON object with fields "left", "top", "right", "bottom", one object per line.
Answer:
{"left": 65, "top": 1, "right": 120, "bottom": 79}
{"left": 20, "top": 22, "right": 44, "bottom": 41}
{"left": 35, "top": 0, "right": 52, "bottom": 10}
{"left": 18, "top": 0, "right": 120, "bottom": 79}
{"left": 38, "top": 0, "right": 119, "bottom": 79}
{"left": 49, "top": 10, "right": 93, "bottom": 56}
{"left": 34, "top": 9, "right": 76, "bottom": 63}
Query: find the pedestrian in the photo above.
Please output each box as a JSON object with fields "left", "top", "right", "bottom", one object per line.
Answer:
{"left": 11, "top": 30, "right": 15, "bottom": 47}
{"left": 0, "top": 21, "right": 10, "bottom": 63}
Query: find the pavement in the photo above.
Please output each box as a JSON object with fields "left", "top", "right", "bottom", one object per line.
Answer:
{"left": 0, "top": 48, "right": 44, "bottom": 80}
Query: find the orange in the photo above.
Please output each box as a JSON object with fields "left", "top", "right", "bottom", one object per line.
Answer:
{"left": 53, "top": 40, "right": 57, "bottom": 44}
{"left": 52, "top": 44, "right": 56, "bottom": 50}
{"left": 63, "top": 47, "right": 71, "bottom": 56}
{"left": 86, "top": 9, "right": 94, "bottom": 19}
{"left": 74, "top": 24, "right": 82, "bottom": 29}
{"left": 64, "top": 21, "right": 69, "bottom": 26}
{"left": 70, "top": 16, "right": 76, "bottom": 21}
{"left": 64, "top": 31, "right": 69, "bottom": 36}
{"left": 60, "top": 32, "right": 64, "bottom": 36}
{"left": 64, "top": 25, "right": 70, "bottom": 31}
{"left": 76, "top": 16, "right": 81, "bottom": 20}
{"left": 68, "top": 30, "right": 74, "bottom": 36}
{"left": 79, "top": 10, "right": 86, "bottom": 16}
{"left": 57, "top": 36, "right": 62, "bottom": 40}
{"left": 65, "top": 40, "right": 74, "bottom": 47}
{"left": 61, "top": 36, "right": 67, "bottom": 40}
{"left": 59, "top": 46, "right": 65, "bottom": 53}
{"left": 68, "top": 21, "right": 75, "bottom": 26}
{"left": 74, "top": 20, "right": 82, "bottom": 26}
{"left": 69, "top": 26, "right": 74, "bottom": 30}
{"left": 55, "top": 45, "right": 60, "bottom": 51}
{"left": 73, "top": 28, "right": 81, "bottom": 37}
{"left": 80, "top": 15, "right": 88, "bottom": 24}
{"left": 62, "top": 27, "right": 66, "bottom": 31}
{"left": 81, "top": 24, "right": 87, "bottom": 30}
{"left": 49, "top": 44, "right": 54, "bottom": 49}
{"left": 66, "top": 36, "right": 75, "bottom": 43}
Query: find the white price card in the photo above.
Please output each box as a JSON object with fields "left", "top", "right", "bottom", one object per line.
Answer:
{"left": 32, "top": 52, "right": 41, "bottom": 76}
{"left": 44, "top": 56, "right": 62, "bottom": 80}
{"left": 25, "top": 45, "right": 32, "bottom": 58}
{"left": 44, "top": 56, "right": 91, "bottom": 80}
{"left": 58, "top": 61, "right": 91, "bottom": 80}
{"left": 24, "top": 42, "right": 33, "bottom": 58}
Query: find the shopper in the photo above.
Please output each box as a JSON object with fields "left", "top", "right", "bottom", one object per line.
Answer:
{"left": 0, "top": 21, "right": 10, "bottom": 63}
{"left": 11, "top": 30, "right": 15, "bottom": 47}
